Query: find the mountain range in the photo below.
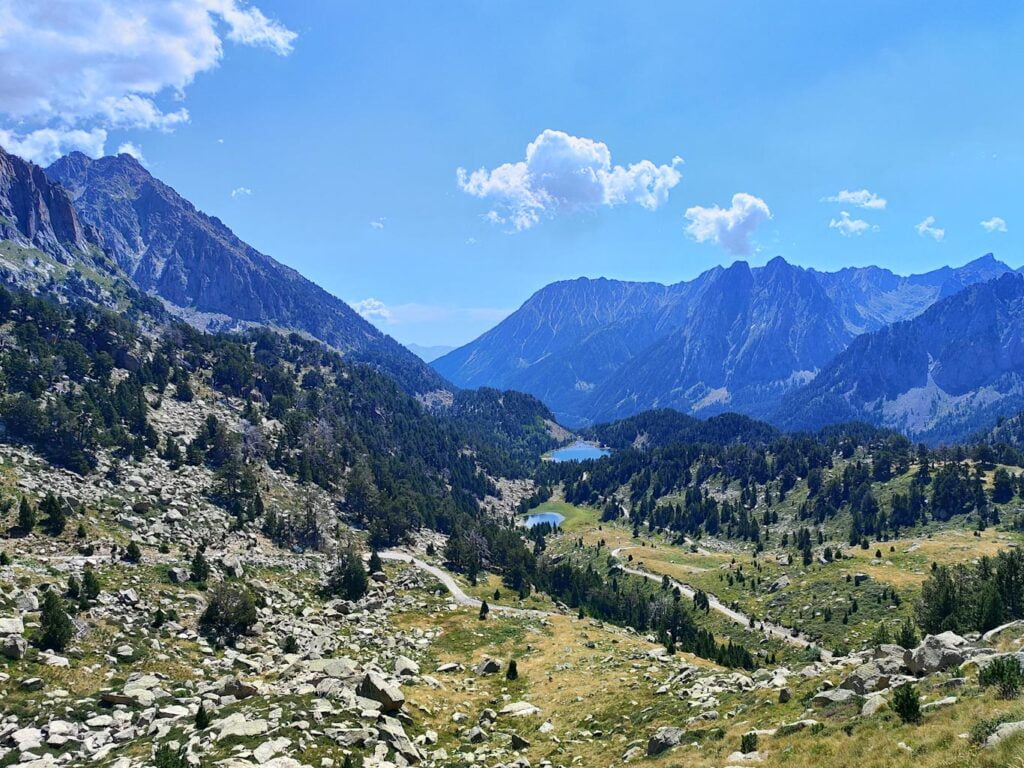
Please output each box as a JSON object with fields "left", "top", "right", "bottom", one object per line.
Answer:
{"left": 3, "top": 142, "right": 1023, "bottom": 443}
{"left": 30, "top": 150, "right": 446, "bottom": 395}
{"left": 433, "top": 253, "right": 1019, "bottom": 438}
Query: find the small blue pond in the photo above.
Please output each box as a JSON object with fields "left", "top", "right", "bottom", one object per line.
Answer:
{"left": 521, "top": 511, "right": 566, "bottom": 528}
{"left": 547, "top": 441, "right": 610, "bottom": 462}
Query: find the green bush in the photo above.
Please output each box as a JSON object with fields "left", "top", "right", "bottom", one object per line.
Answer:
{"left": 979, "top": 656, "right": 1023, "bottom": 699}
{"left": 199, "top": 583, "right": 257, "bottom": 645}
{"left": 740, "top": 732, "right": 758, "bottom": 753}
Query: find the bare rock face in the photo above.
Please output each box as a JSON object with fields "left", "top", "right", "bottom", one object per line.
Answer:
{"left": 0, "top": 146, "right": 92, "bottom": 259}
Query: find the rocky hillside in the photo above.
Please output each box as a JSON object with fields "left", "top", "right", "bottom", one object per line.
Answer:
{"left": 44, "top": 152, "right": 446, "bottom": 396}
{"left": 778, "top": 272, "right": 1024, "bottom": 442}
{"left": 434, "top": 255, "right": 1012, "bottom": 427}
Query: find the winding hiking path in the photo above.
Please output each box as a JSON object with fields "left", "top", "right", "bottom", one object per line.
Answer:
{"left": 379, "top": 550, "right": 555, "bottom": 619}
{"left": 610, "top": 546, "right": 833, "bottom": 660}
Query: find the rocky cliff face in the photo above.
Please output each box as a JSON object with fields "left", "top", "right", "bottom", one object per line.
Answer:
{"left": 779, "top": 272, "right": 1024, "bottom": 442}
{"left": 45, "top": 152, "right": 447, "bottom": 394}
{"left": 0, "top": 146, "right": 94, "bottom": 261}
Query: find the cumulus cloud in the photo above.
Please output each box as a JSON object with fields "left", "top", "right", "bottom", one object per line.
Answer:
{"left": 230, "top": 187, "right": 252, "bottom": 198}
{"left": 916, "top": 216, "right": 945, "bottom": 242}
{"left": 0, "top": 0, "right": 296, "bottom": 163}
{"left": 828, "top": 211, "right": 875, "bottom": 237}
{"left": 351, "top": 298, "right": 392, "bottom": 323}
{"left": 823, "top": 188, "right": 887, "bottom": 210}
{"left": 457, "top": 129, "right": 682, "bottom": 231}
{"left": 684, "top": 193, "right": 771, "bottom": 255}
{"left": 0, "top": 127, "right": 107, "bottom": 166}
{"left": 981, "top": 216, "right": 1007, "bottom": 233}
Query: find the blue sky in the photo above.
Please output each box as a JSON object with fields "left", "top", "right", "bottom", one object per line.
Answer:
{"left": 2, "top": 1, "right": 1023, "bottom": 346}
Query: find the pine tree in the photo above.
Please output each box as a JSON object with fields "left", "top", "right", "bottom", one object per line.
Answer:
{"left": 368, "top": 550, "right": 383, "bottom": 573}
{"left": 17, "top": 496, "right": 36, "bottom": 532}
{"left": 82, "top": 568, "right": 101, "bottom": 602}
{"left": 479, "top": 600, "right": 489, "bottom": 620}
{"left": 892, "top": 682, "right": 921, "bottom": 724}
{"left": 506, "top": 659, "right": 518, "bottom": 680}
{"left": 191, "top": 548, "right": 210, "bottom": 582}
{"left": 40, "top": 492, "right": 66, "bottom": 535}
{"left": 39, "top": 590, "right": 73, "bottom": 651}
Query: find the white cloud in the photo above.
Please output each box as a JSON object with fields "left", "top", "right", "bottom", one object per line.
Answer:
{"left": 0, "top": 127, "right": 107, "bottom": 166}
{"left": 828, "top": 210, "right": 875, "bottom": 237}
{"left": 823, "top": 188, "right": 887, "bottom": 210}
{"left": 116, "top": 141, "right": 144, "bottom": 162}
{"left": 457, "top": 129, "right": 682, "bottom": 231}
{"left": 351, "top": 298, "right": 392, "bottom": 323}
{"left": 0, "top": 0, "right": 296, "bottom": 164}
{"left": 981, "top": 216, "right": 1007, "bottom": 233}
{"left": 230, "top": 186, "right": 252, "bottom": 198}
{"left": 684, "top": 193, "right": 772, "bottom": 255}
{"left": 916, "top": 215, "right": 945, "bottom": 242}
{"left": 370, "top": 218, "right": 386, "bottom": 230}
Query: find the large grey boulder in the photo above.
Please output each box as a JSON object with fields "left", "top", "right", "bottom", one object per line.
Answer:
{"left": 905, "top": 632, "right": 969, "bottom": 676}
{"left": 841, "top": 657, "right": 903, "bottom": 694}
{"left": 647, "top": 726, "right": 685, "bottom": 756}
{"left": 356, "top": 671, "right": 405, "bottom": 712}
{"left": 811, "top": 688, "right": 862, "bottom": 712}
{"left": 1, "top": 633, "right": 26, "bottom": 660}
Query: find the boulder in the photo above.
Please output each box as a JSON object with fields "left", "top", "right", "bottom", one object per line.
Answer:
{"left": 904, "top": 632, "right": 969, "bottom": 676}
{"left": 2, "top": 633, "right": 27, "bottom": 660}
{"left": 986, "top": 720, "right": 1024, "bottom": 748}
{"left": 647, "top": 726, "right": 685, "bottom": 756}
{"left": 394, "top": 655, "right": 420, "bottom": 677}
{"left": 811, "top": 688, "right": 861, "bottom": 712}
{"left": 841, "top": 657, "right": 902, "bottom": 694}
{"left": 0, "top": 616, "right": 24, "bottom": 635}
{"left": 500, "top": 701, "right": 541, "bottom": 717}
{"left": 474, "top": 658, "right": 502, "bottom": 676}
{"left": 356, "top": 671, "right": 405, "bottom": 712}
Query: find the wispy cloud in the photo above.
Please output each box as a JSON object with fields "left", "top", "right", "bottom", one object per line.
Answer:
{"left": 828, "top": 210, "right": 875, "bottom": 237}
{"left": 981, "top": 216, "right": 1007, "bottom": 233}
{"left": 351, "top": 298, "right": 510, "bottom": 327}
{"left": 684, "top": 193, "right": 772, "bottom": 255}
{"left": 230, "top": 187, "right": 253, "bottom": 198}
{"left": 370, "top": 218, "right": 386, "bottom": 230}
{"left": 458, "top": 129, "right": 682, "bottom": 231}
{"left": 823, "top": 188, "right": 887, "bottom": 210}
{"left": 916, "top": 216, "right": 945, "bottom": 242}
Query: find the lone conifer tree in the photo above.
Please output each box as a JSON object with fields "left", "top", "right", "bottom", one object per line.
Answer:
{"left": 479, "top": 600, "right": 489, "bottom": 620}
{"left": 39, "top": 590, "right": 73, "bottom": 651}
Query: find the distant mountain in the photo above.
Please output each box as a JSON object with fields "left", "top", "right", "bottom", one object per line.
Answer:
{"left": 434, "top": 255, "right": 1012, "bottom": 426}
{"left": 778, "top": 272, "right": 1024, "bottom": 443}
{"left": 406, "top": 343, "right": 455, "bottom": 362}
{"left": 44, "top": 152, "right": 447, "bottom": 395}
